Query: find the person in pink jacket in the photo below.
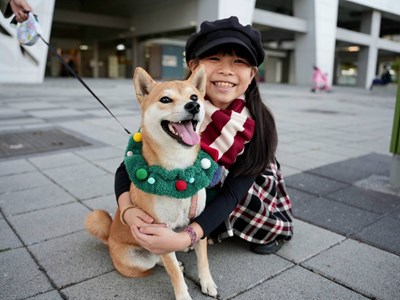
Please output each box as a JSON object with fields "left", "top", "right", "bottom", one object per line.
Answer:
{"left": 311, "top": 65, "right": 332, "bottom": 93}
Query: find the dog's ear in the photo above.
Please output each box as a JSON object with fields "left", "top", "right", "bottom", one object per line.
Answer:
{"left": 133, "top": 67, "right": 156, "bottom": 103}
{"left": 188, "top": 64, "right": 206, "bottom": 97}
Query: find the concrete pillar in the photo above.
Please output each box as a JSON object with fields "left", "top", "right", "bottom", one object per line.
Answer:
{"left": 294, "top": 0, "right": 338, "bottom": 86}
{"left": 197, "top": 0, "right": 255, "bottom": 26}
{"left": 131, "top": 38, "right": 139, "bottom": 70}
{"left": 91, "top": 41, "right": 99, "bottom": 78}
{"left": 357, "top": 11, "right": 381, "bottom": 89}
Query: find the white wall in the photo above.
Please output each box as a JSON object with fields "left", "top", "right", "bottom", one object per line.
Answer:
{"left": 0, "top": 0, "right": 55, "bottom": 83}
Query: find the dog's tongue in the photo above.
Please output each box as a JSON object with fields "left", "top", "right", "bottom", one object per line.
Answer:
{"left": 171, "top": 122, "right": 200, "bottom": 146}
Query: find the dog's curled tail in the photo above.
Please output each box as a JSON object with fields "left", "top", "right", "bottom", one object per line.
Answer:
{"left": 85, "top": 210, "right": 112, "bottom": 244}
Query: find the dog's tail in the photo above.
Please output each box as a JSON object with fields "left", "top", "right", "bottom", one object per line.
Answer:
{"left": 85, "top": 210, "right": 112, "bottom": 244}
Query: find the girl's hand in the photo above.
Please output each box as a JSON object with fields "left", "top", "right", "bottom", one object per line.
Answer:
{"left": 123, "top": 206, "right": 154, "bottom": 228}
{"left": 118, "top": 191, "right": 154, "bottom": 228}
{"left": 131, "top": 225, "right": 191, "bottom": 255}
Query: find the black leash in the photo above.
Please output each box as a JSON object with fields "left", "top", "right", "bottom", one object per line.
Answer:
{"left": 39, "top": 36, "right": 131, "bottom": 135}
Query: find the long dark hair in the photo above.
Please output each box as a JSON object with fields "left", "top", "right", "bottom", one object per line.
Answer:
{"left": 233, "top": 78, "right": 277, "bottom": 176}
{"left": 187, "top": 46, "right": 278, "bottom": 177}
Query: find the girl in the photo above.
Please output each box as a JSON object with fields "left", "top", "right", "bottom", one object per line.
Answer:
{"left": 115, "top": 16, "right": 293, "bottom": 255}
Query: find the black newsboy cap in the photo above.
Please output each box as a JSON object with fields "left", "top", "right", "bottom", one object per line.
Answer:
{"left": 185, "top": 16, "right": 265, "bottom": 67}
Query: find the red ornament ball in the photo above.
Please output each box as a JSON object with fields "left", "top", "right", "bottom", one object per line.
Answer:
{"left": 175, "top": 180, "right": 187, "bottom": 191}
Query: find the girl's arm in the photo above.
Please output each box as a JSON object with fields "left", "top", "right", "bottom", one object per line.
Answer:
{"left": 115, "top": 162, "right": 154, "bottom": 226}
{"left": 115, "top": 162, "right": 131, "bottom": 203}
{"left": 193, "top": 172, "right": 257, "bottom": 237}
{"left": 114, "top": 161, "right": 257, "bottom": 254}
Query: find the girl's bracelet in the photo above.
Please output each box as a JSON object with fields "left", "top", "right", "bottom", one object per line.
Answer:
{"left": 183, "top": 226, "right": 197, "bottom": 248}
{"left": 120, "top": 205, "right": 136, "bottom": 226}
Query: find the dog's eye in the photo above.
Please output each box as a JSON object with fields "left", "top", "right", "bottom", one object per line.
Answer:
{"left": 160, "top": 97, "right": 172, "bottom": 104}
{"left": 190, "top": 94, "right": 198, "bottom": 101}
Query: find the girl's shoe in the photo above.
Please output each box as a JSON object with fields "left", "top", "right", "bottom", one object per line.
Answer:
{"left": 249, "top": 239, "right": 284, "bottom": 255}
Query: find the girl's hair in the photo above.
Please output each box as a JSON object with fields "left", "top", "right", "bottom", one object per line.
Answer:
{"left": 188, "top": 46, "right": 278, "bottom": 177}
{"left": 235, "top": 78, "right": 277, "bottom": 176}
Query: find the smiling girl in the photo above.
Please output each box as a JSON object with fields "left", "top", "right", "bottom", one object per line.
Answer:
{"left": 115, "top": 16, "right": 293, "bottom": 255}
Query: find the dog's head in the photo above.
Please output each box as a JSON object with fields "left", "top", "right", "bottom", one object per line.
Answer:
{"left": 133, "top": 65, "right": 206, "bottom": 148}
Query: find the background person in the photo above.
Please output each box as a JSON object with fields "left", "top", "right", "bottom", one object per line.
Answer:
{"left": 311, "top": 65, "right": 332, "bottom": 93}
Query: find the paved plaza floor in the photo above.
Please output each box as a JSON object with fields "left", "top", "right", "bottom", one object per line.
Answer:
{"left": 0, "top": 78, "right": 399, "bottom": 299}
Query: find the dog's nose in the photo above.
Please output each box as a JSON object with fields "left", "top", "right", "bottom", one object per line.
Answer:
{"left": 184, "top": 101, "right": 200, "bottom": 114}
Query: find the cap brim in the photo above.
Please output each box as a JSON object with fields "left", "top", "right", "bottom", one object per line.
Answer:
{"left": 194, "top": 37, "right": 257, "bottom": 66}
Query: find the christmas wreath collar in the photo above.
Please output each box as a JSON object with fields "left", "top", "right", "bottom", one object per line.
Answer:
{"left": 124, "top": 131, "right": 218, "bottom": 199}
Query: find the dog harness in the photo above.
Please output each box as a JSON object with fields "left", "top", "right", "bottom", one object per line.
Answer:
{"left": 124, "top": 131, "right": 218, "bottom": 199}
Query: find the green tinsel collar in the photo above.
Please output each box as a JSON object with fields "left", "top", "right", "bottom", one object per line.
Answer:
{"left": 124, "top": 131, "right": 218, "bottom": 199}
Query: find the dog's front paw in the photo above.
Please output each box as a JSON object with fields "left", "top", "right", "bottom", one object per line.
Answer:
{"left": 200, "top": 277, "right": 218, "bottom": 298}
{"left": 178, "top": 260, "right": 184, "bottom": 272}
{"left": 176, "top": 292, "right": 192, "bottom": 300}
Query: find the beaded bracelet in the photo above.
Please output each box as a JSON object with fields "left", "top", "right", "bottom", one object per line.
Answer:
{"left": 120, "top": 205, "right": 136, "bottom": 226}
{"left": 183, "top": 226, "right": 197, "bottom": 248}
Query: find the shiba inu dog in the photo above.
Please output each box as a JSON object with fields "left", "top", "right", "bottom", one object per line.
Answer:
{"left": 85, "top": 65, "right": 218, "bottom": 300}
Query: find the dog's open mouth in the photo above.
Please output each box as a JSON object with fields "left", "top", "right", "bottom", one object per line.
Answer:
{"left": 161, "top": 119, "right": 200, "bottom": 146}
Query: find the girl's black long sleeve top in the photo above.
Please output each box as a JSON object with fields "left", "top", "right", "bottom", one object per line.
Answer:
{"left": 114, "top": 162, "right": 256, "bottom": 237}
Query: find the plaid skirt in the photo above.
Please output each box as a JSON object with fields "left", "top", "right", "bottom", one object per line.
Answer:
{"left": 209, "top": 159, "right": 293, "bottom": 244}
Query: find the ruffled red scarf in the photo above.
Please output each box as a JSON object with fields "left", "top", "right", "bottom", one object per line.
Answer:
{"left": 200, "top": 98, "right": 255, "bottom": 169}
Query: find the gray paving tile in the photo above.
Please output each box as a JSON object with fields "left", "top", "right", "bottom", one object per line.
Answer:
{"left": 0, "top": 158, "right": 35, "bottom": 176}
{"left": 178, "top": 238, "right": 294, "bottom": 299}
{"left": 285, "top": 172, "right": 349, "bottom": 196}
{"left": 307, "top": 153, "right": 390, "bottom": 184}
{"left": 26, "top": 290, "right": 63, "bottom": 300}
{"left": 0, "top": 171, "right": 53, "bottom": 193}
{"left": 8, "top": 101, "right": 61, "bottom": 110}
{"left": 9, "top": 202, "right": 89, "bottom": 245}
{"left": 355, "top": 174, "right": 400, "bottom": 197}
{"left": 278, "top": 219, "right": 346, "bottom": 264}
{"left": 325, "top": 185, "right": 400, "bottom": 214}
{"left": 0, "top": 117, "right": 44, "bottom": 127}
{"left": 353, "top": 208, "right": 400, "bottom": 255}
{"left": 42, "top": 162, "right": 109, "bottom": 184}
{"left": 57, "top": 173, "right": 114, "bottom": 200}
{"left": 0, "top": 107, "right": 26, "bottom": 118}
{"left": 287, "top": 187, "right": 318, "bottom": 202}
{"left": 0, "top": 185, "right": 76, "bottom": 216}
{"left": 75, "top": 146, "right": 121, "bottom": 161}
{"left": 234, "top": 266, "right": 368, "bottom": 300}
{"left": 83, "top": 194, "right": 117, "bottom": 215}
{"left": 28, "top": 109, "right": 87, "bottom": 119}
{"left": 28, "top": 152, "right": 87, "bottom": 170}
{"left": 29, "top": 231, "right": 114, "bottom": 288}
{"left": 93, "top": 156, "right": 123, "bottom": 173}
{"left": 62, "top": 268, "right": 210, "bottom": 300}
{"left": 0, "top": 248, "right": 53, "bottom": 299}
{"left": 302, "top": 239, "right": 400, "bottom": 299}
{"left": 0, "top": 219, "right": 23, "bottom": 251}
{"left": 291, "top": 195, "right": 380, "bottom": 236}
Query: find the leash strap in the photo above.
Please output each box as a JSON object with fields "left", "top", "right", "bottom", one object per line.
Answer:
{"left": 188, "top": 193, "right": 198, "bottom": 220}
{"left": 13, "top": 12, "right": 131, "bottom": 135}
{"left": 39, "top": 36, "right": 131, "bottom": 135}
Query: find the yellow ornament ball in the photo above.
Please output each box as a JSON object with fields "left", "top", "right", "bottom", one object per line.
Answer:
{"left": 133, "top": 132, "right": 142, "bottom": 142}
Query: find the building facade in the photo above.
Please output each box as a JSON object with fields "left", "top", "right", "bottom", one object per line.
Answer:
{"left": 0, "top": 0, "right": 399, "bottom": 89}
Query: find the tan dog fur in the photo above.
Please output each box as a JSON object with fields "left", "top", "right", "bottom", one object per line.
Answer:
{"left": 85, "top": 66, "right": 217, "bottom": 300}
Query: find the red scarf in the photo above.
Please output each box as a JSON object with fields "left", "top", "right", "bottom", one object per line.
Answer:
{"left": 200, "top": 98, "right": 255, "bottom": 169}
